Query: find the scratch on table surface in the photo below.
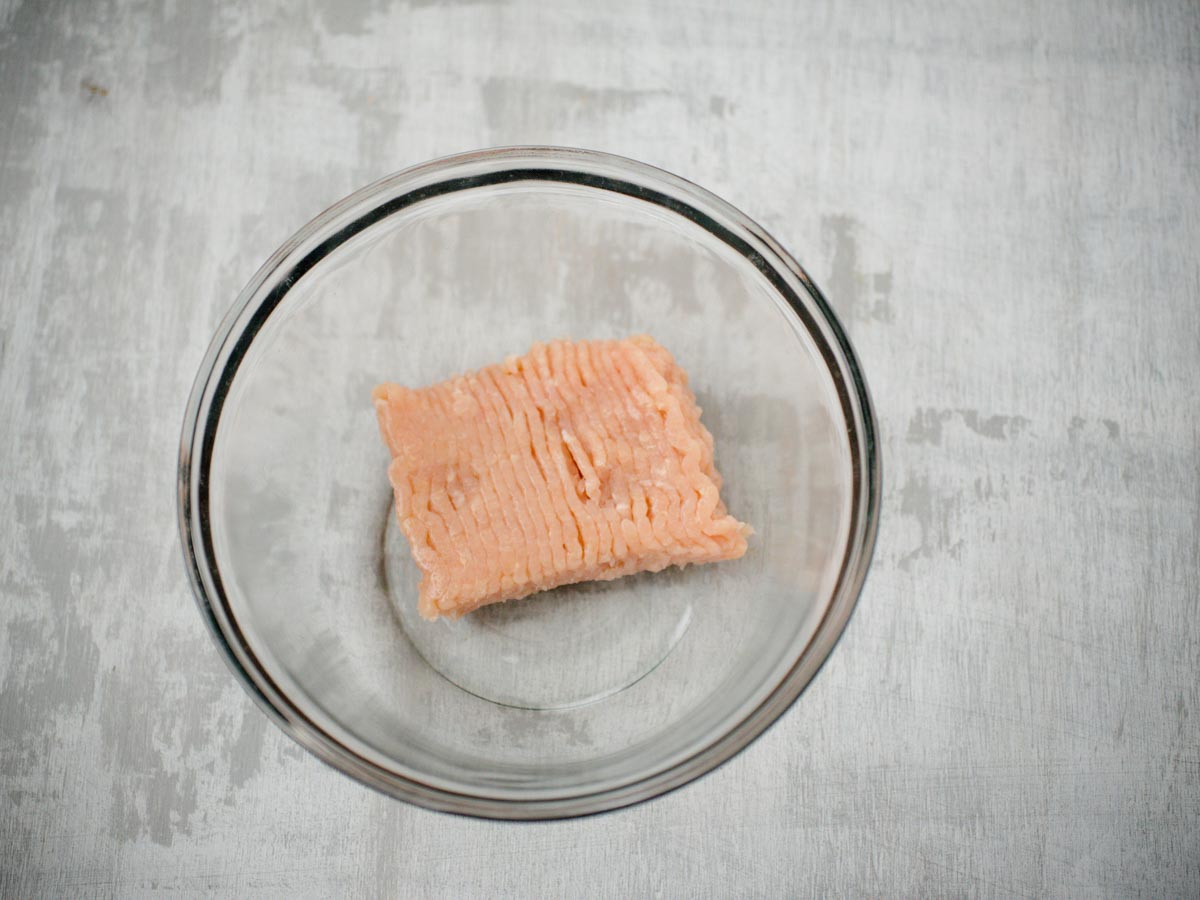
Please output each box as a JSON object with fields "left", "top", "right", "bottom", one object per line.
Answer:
{"left": 480, "top": 77, "right": 672, "bottom": 133}
{"left": 225, "top": 707, "right": 269, "bottom": 795}
{"left": 907, "top": 407, "right": 1030, "bottom": 444}
{"left": 821, "top": 214, "right": 895, "bottom": 327}
{"left": 80, "top": 78, "right": 108, "bottom": 98}
{"left": 897, "top": 472, "right": 964, "bottom": 570}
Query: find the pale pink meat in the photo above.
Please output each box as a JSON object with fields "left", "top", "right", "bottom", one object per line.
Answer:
{"left": 373, "top": 335, "right": 751, "bottom": 620}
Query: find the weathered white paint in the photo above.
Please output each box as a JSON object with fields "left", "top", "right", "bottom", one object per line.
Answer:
{"left": 1, "top": 0, "right": 1197, "bottom": 895}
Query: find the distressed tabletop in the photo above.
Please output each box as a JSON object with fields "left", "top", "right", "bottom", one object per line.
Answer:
{"left": 1, "top": 0, "right": 1198, "bottom": 896}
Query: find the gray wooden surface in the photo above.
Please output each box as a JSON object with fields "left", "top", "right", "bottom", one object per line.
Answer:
{"left": 2, "top": 0, "right": 1198, "bottom": 896}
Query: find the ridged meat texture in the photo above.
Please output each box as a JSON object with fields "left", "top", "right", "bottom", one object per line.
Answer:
{"left": 373, "top": 336, "right": 751, "bottom": 620}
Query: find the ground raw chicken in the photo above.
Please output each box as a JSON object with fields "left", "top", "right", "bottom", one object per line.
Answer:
{"left": 373, "top": 335, "right": 751, "bottom": 620}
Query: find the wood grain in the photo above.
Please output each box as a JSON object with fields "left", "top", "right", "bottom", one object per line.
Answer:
{"left": 1, "top": 0, "right": 1197, "bottom": 895}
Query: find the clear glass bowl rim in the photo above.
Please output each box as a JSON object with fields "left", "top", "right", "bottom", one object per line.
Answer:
{"left": 176, "top": 146, "right": 882, "bottom": 820}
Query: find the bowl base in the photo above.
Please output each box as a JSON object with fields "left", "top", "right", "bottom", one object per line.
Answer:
{"left": 384, "top": 509, "right": 693, "bottom": 710}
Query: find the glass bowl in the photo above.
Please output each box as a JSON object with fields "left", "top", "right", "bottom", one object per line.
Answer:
{"left": 177, "top": 147, "right": 880, "bottom": 819}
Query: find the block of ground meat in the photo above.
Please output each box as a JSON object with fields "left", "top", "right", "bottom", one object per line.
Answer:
{"left": 373, "top": 335, "right": 751, "bottom": 620}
